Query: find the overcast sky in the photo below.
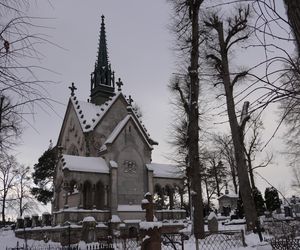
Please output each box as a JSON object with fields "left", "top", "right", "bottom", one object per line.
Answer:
{"left": 14, "top": 0, "right": 293, "bottom": 198}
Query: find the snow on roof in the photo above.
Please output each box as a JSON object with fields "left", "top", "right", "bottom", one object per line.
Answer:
{"left": 83, "top": 216, "right": 96, "bottom": 222}
{"left": 100, "top": 114, "right": 153, "bottom": 151}
{"left": 109, "top": 160, "right": 118, "bottom": 168}
{"left": 118, "top": 205, "right": 143, "bottom": 212}
{"left": 70, "top": 93, "right": 157, "bottom": 147}
{"left": 110, "top": 215, "right": 121, "bottom": 223}
{"left": 105, "top": 115, "right": 131, "bottom": 144}
{"left": 139, "top": 221, "right": 162, "bottom": 230}
{"left": 70, "top": 92, "right": 121, "bottom": 133}
{"left": 62, "top": 154, "right": 109, "bottom": 174}
{"left": 217, "top": 193, "right": 239, "bottom": 200}
{"left": 207, "top": 212, "right": 217, "bottom": 220}
{"left": 146, "top": 163, "right": 184, "bottom": 179}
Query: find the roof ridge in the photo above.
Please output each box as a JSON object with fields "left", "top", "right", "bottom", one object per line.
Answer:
{"left": 99, "top": 114, "right": 153, "bottom": 152}
{"left": 70, "top": 92, "right": 121, "bottom": 132}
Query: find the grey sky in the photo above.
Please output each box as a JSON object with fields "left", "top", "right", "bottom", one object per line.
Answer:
{"left": 15, "top": 0, "right": 293, "bottom": 198}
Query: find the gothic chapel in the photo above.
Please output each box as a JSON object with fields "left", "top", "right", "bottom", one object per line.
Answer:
{"left": 52, "top": 16, "right": 185, "bottom": 227}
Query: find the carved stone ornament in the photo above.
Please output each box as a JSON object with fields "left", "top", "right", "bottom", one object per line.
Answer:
{"left": 123, "top": 160, "right": 137, "bottom": 173}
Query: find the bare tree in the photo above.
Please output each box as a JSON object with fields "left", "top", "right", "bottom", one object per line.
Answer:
{"left": 14, "top": 164, "right": 36, "bottom": 216}
{"left": 244, "top": 116, "right": 273, "bottom": 189}
{"left": 214, "top": 134, "right": 238, "bottom": 194}
{"left": 283, "top": 0, "right": 300, "bottom": 55}
{"left": 0, "top": 154, "right": 18, "bottom": 225}
{"left": 204, "top": 6, "right": 258, "bottom": 230}
{"left": 291, "top": 165, "right": 300, "bottom": 192}
{"left": 168, "top": 0, "right": 205, "bottom": 239}
{"left": 0, "top": 96, "right": 21, "bottom": 151}
{"left": 0, "top": 1, "right": 54, "bottom": 152}
{"left": 202, "top": 150, "right": 228, "bottom": 197}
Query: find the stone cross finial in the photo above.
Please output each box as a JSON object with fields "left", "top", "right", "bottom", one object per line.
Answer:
{"left": 142, "top": 192, "right": 154, "bottom": 222}
{"left": 127, "top": 95, "right": 133, "bottom": 106}
{"left": 69, "top": 82, "right": 77, "bottom": 96}
{"left": 116, "top": 78, "right": 123, "bottom": 91}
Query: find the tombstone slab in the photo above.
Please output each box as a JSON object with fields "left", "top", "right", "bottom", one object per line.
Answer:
{"left": 207, "top": 212, "right": 218, "bottom": 233}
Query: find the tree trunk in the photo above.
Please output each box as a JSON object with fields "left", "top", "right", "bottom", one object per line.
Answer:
{"left": 2, "top": 194, "right": 6, "bottom": 226}
{"left": 213, "top": 164, "right": 221, "bottom": 197}
{"left": 19, "top": 178, "right": 23, "bottom": 216}
{"left": 284, "top": 0, "right": 300, "bottom": 55}
{"left": 204, "top": 178, "right": 210, "bottom": 206}
{"left": 230, "top": 164, "right": 238, "bottom": 194}
{"left": 216, "top": 22, "right": 257, "bottom": 231}
{"left": 246, "top": 153, "right": 256, "bottom": 189}
{"left": 188, "top": 0, "right": 205, "bottom": 239}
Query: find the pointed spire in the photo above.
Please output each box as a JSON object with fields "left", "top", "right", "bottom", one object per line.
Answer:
{"left": 90, "top": 15, "right": 116, "bottom": 105}
{"left": 97, "top": 15, "right": 109, "bottom": 69}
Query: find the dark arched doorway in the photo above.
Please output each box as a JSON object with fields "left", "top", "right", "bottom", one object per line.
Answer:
{"left": 83, "top": 181, "right": 93, "bottom": 209}
{"left": 95, "top": 181, "right": 105, "bottom": 209}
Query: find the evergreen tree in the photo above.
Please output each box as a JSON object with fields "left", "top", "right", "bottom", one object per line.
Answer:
{"left": 252, "top": 187, "right": 266, "bottom": 216}
{"left": 31, "top": 146, "right": 57, "bottom": 204}
{"left": 265, "top": 187, "right": 281, "bottom": 213}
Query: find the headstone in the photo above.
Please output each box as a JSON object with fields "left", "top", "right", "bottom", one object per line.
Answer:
{"left": 142, "top": 192, "right": 154, "bottom": 222}
{"left": 42, "top": 212, "right": 52, "bottom": 226}
{"left": 24, "top": 216, "right": 32, "bottom": 228}
{"left": 284, "top": 206, "right": 293, "bottom": 217}
{"left": 82, "top": 216, "right": 96, "bottom": 243}
{"left": 265, "top": 211, "right": 272, "bottom": 218}
{"left": 223, "top": 206, "right": 231, "bottom": 216}
{"left": 16, "top": 217, "right": 24, "bottom": 229}
{"left": 207, "top": 212, "right": 218, "bottom": 233}
{"left": 140, "top": 193, "right": 161, "bottom": 250}
{"left": 32, "top": 214, "right": 40, "bottom": 227}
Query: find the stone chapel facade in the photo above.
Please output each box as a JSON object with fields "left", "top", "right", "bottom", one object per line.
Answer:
{"left": 52, "top": 16, "right": 185, "bottom": 227}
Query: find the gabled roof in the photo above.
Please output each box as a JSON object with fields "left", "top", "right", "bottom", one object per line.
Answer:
{"left": 100, "top": 114, "right": 153, "bottom": 151}
{"left": 69, "top": 93, "right": 157, "bottom": 146}
{"left": 70, "top": 92, "right": 122, "bottom": 133}
{"left": 61, "top": 154, "right": 109, "bottom": 174}
{"left": 217, "top": 193, "right": 239, "bottom": 200}
{"left": 57, "top": 90, "right": 157, "bottom": 150}
{"left": 146, "top": 163, "right": 184, "bottom": 179}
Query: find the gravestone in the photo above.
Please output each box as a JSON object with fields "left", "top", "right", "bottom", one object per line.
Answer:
{"left": 24, "top": 216, "right": 32, "bottom": 228}
{"left": 207, "top": 212, "right": 218, "bottom": 233}
{"left": 16, "top": 217, "right": 24, "bottom": 229}
{"left": 140, "top": 193, "right": 161, "bottom": 250}
{"left": 32, "top": 214, "right": 40, "bottom": 227}
{"left": 284, "top": 206, "right": 293, "bottom": 217}
{"left": 82, "top": 216, "right": 96, "bottom": 243}
{"left": 42, "top": 212, "right": 52, "bottom": 226}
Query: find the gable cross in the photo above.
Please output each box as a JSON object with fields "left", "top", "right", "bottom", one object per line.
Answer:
{"left": 69, "top": 82, "right": 77, "bottom": 96}
{"left": 127, "top": 95, "right": 133, "bottom": 106}
{"left": 116, "top": 78, "right": 123, "bottom": 92}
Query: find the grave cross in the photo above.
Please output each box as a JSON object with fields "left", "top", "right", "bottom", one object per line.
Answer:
{"left": 127, "top": 95, "right": 133, "bottom": 106}
{"left": 141, "top": 193, "right": 154, "bottom": 222}
{"left": 116, "top": 78, "right": 123, "bottom": 91}
{"left": 69, "top": 82, "right": 77, "bottom": 96}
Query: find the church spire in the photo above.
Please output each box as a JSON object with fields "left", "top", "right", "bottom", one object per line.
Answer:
{"left": 90, "top": 15, "right": 115, "bottom": 105}
{"left": 97, "top": 15, "right": 109, "bottom": 70}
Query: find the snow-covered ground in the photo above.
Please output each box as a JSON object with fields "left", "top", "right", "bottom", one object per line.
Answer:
{"left": 0, "top": 228, "right": 272, "bottom": 250}
{"left": 0, "top": 229, "right": 61, "bottom": 250}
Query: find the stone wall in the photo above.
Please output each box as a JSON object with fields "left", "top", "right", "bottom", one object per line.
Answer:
{"left": 15, "top": 225, "right": 109, "bottom": 246}
{"left": 53, "top": 210, "right": 110, "bottom": 225}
